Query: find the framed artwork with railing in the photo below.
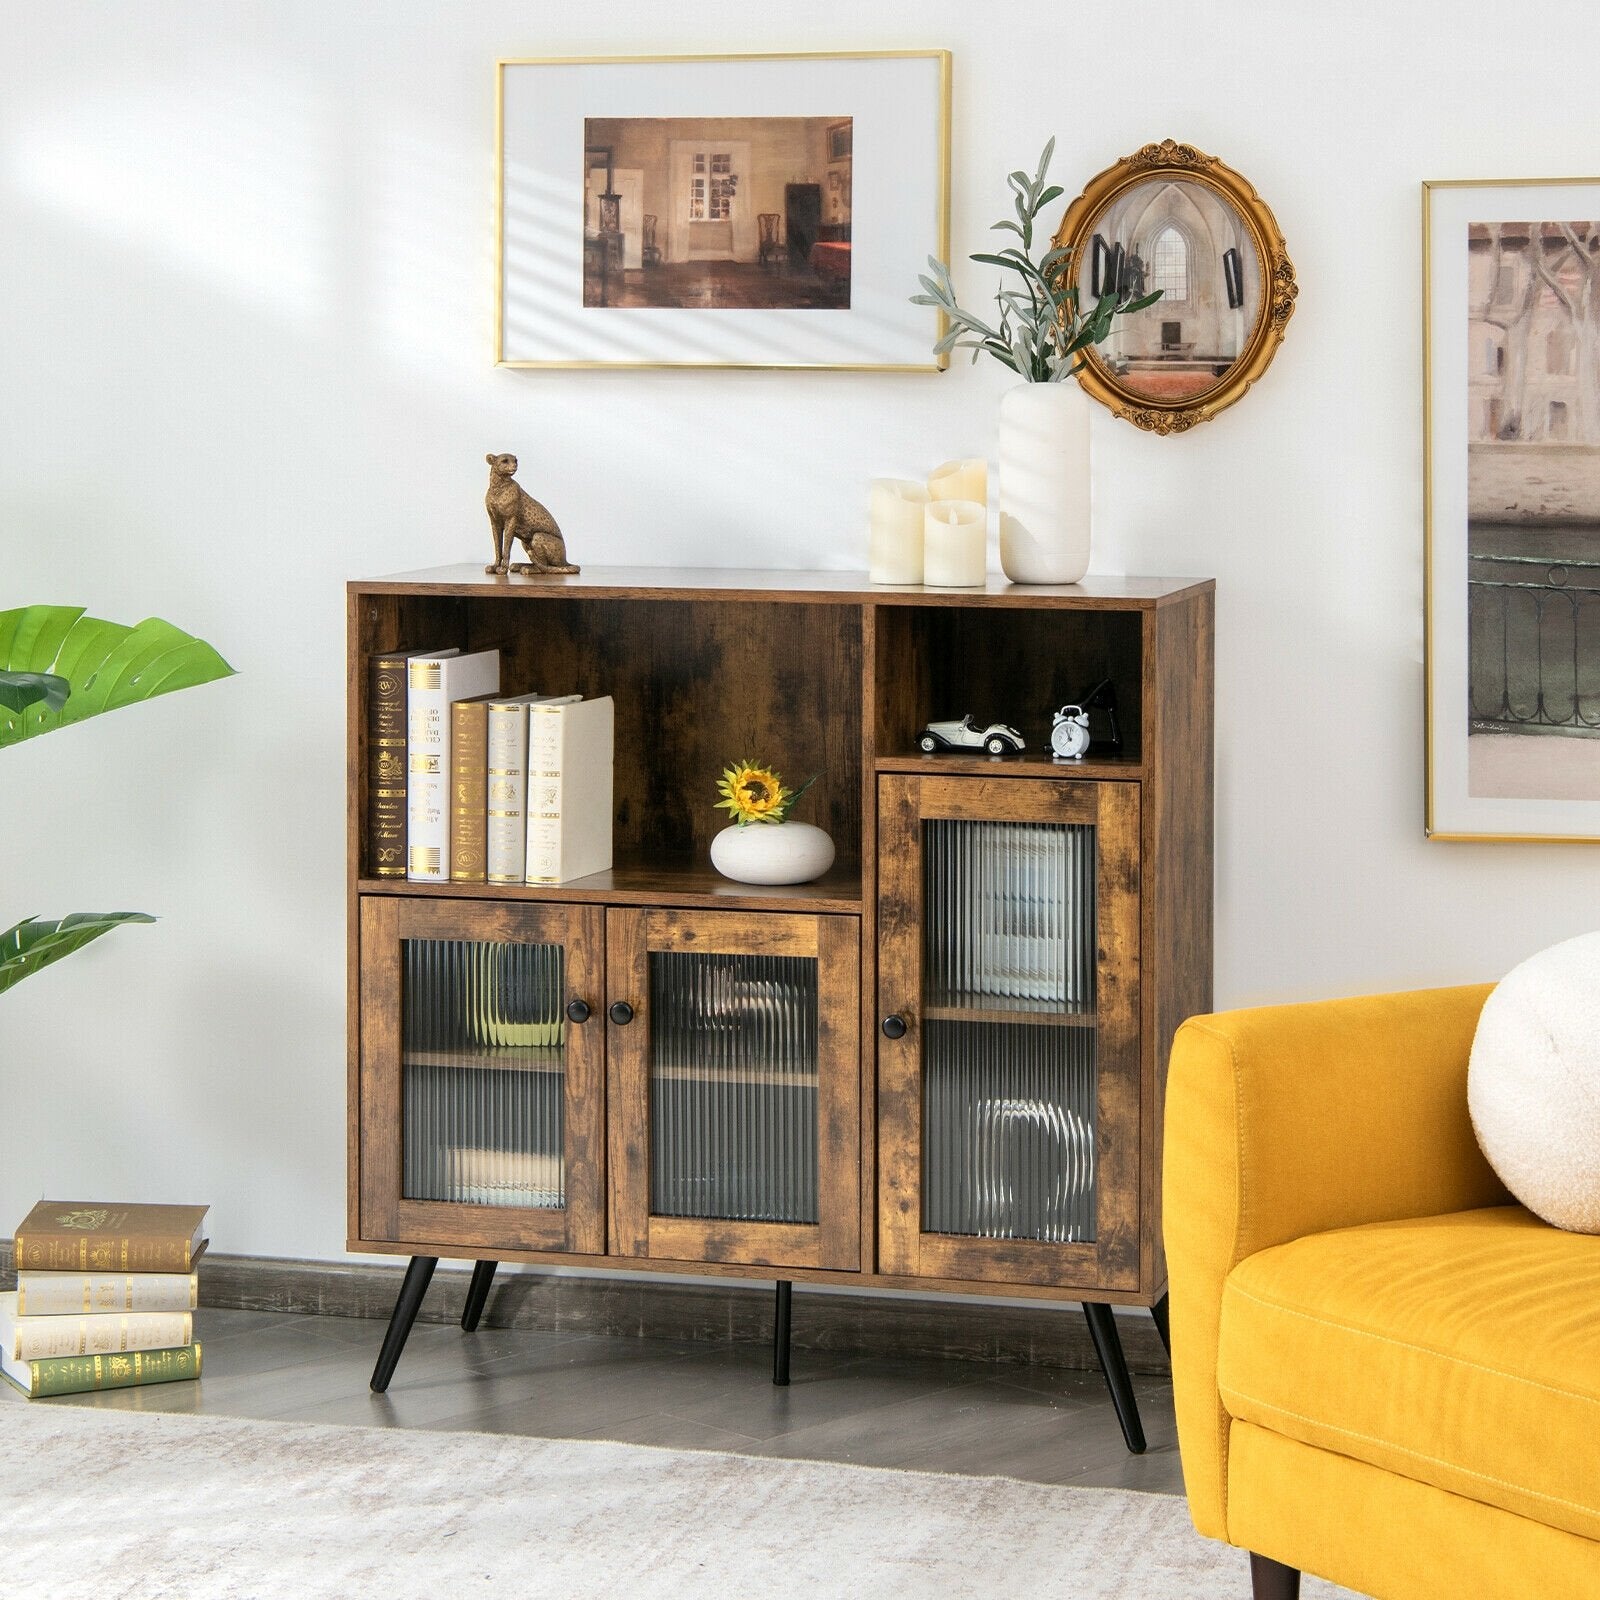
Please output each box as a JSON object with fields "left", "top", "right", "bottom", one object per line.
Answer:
{"left": 1424, "top": 178, "right": 1600, "bottom": 841}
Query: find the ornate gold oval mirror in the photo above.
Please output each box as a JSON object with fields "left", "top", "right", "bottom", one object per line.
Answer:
{"left": 1054, "top": 141, "right": 1297, "bottom": 433}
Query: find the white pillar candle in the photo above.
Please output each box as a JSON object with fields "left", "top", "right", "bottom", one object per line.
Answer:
{"left": 868, "top": 478, "right": 929, "bottom": 584}
{"left": 923, "top": 499, "right": 987, "bottom": 587}
{"left": 927, "top": 457, "right": 988, "bottom": 506}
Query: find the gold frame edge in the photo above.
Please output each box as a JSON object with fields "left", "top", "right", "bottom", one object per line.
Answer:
{"left": 492, "top": 49, "right": 953, "bottom": 373}
{"left": 1421, "top": 175, "right": 1600, "bottom": 843}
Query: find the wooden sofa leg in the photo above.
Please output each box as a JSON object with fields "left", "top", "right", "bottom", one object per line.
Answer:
{"left": 1249, "top": 1552, "right": 1301, "bottom": 1599}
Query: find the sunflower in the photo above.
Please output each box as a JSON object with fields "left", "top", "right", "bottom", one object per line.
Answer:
{"left": 715, "top": 760, "right": 793, "bottom": 826}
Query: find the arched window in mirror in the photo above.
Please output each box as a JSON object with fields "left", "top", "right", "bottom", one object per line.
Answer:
{"left": 1150, "top": 225, "right": 1189, "bottom": 303}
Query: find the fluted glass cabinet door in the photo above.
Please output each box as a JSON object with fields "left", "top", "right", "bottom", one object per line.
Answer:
{"left": 607, "top": 909, "right": 861, "bottom": 1271}
{"left": 358, "top": 898, "right": 605, "bottom": 1254}
{"left": 876, "top": 775, "right": 1142, "bottom": 1292}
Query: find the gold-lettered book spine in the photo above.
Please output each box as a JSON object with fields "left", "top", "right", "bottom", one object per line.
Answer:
{"left": 15, "top": 1235, "right": 195, "bottom": 1273}
{"left": 524, "top": 701, "right": 564, "bottom": 884}
{"left": 367, "top": 653, "right": 410, "bottom": 877}
{"left": 406, "top": 655, "right": 452, "bottom": 884}
{"left": 450, "top": 699, "right": 490, "bottom": 882}
{"left": 20, "top": 1343, "right": 203, "bottom": 1399}
{"left": 486, "top": 699, "right": 530, "bottom": 884}
{"left": 10, "top": 1308, "right": 193, "bottom": 1362}
{"left": 16, "top": 1271, "right": 199, "bottom": 1316}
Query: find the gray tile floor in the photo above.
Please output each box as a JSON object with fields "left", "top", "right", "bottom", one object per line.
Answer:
{"left": 5, "top": 1306, "right": 1185, "bottom": 1494}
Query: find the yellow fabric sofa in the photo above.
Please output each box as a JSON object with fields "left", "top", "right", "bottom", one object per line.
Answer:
{"left": 1165, "top": 983, "right": 1600, "bottom": 1599}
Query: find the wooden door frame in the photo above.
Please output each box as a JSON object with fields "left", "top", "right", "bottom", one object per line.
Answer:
{"left": 876, "top": 774, "right": 1143, "bottom": 1292}
{"left": 607, "top": 907, "right": 861, "bottom": 1271}
{"left": 358, "top": 896, "right": 606, "bottom": 1254}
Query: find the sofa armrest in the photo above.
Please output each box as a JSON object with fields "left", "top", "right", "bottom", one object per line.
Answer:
{"left": 1164, "top": 983, "right": 1506, "bottom": 1540}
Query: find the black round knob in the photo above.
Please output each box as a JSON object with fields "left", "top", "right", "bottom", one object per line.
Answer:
{"left": 881, "top": 1014, "right": 908, "bottom": 1040}
{"left": 565, "top": 999, "right": 591, "bottom": 1024}
{"left": 609, "top": 1000, "right": 635, "bottom": 1026}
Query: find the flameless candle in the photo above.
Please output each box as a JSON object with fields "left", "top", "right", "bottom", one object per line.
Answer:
{"left": 927, "top": 457, "right": 988, "bottom": 506}
{"left": 868, "top": 478, "right": 930, "bottom": 584}
{"left": 923, "top": 499, "right": 987, "bottom": 587}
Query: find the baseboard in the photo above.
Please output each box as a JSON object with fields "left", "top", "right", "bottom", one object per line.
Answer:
{"left": 0, "top": 1239, "right": 1169, "bottom": 1377}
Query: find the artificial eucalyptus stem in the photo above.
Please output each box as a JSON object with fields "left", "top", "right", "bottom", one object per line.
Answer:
{"left": 912, "top": 137, "right": 1161, "bottom": 381}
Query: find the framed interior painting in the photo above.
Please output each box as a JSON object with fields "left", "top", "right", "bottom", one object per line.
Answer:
{"left": 1425, "top": 178, "right": 1600, "bottom": 841}
{"left": 496, "top": 51, "right": 950, "bottom": 370}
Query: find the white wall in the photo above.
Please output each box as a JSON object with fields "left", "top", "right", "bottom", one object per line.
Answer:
{"left": 6, "top": 1, "right": 1600, "bottom": 1261}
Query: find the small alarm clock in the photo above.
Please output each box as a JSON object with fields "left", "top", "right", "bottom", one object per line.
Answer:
{"left": 1050, "top": 704, "right": 1092, "bottom": 760}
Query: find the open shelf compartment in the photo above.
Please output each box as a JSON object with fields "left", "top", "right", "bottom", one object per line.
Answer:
{"left": 353, "top": 589, "right": 863, "bottom": 892}
{"left": 873, "top": 603, "right": 1144, "bottom": 769}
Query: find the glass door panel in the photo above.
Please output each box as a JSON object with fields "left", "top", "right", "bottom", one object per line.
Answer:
{"left": 877, "top": 775, "right": 1141, "bottom": 1292}
{"left": 923, "top": 1018, "right": 1096, "bottom": 1243}
{"left": 924, "top": 819, "right": 1096, "bottom": 1015}
{"left": 401, "top": 938, "right": 567, "bottom": 1210}
{"left": 358, "top": 898, "right": 605, "bottom": 1255}
{"left": 649, "top": 951, "right": 820, "bottom": 1225}
{"left": 921, "top": 818, "right": 1098, "bottom": 1244}
{"left": 608, "top": 909, "right": 860, "bottom": 1271}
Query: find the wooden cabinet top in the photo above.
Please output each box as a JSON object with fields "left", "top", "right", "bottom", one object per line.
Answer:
{"left": 350, "top": 564, "right": 1214, "bottom": 610}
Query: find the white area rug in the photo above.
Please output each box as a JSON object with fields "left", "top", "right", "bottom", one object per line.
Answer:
{"left": 1, "top": 1404, "right": 1351, "bottom": 1598}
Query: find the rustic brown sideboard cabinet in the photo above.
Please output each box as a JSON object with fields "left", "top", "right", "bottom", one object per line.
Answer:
{"left": 347, "top": 565, "right": 1213, "bottom": 1453}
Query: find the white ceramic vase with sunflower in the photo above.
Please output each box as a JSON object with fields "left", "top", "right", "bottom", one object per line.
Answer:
{"left": 709, "top": 759, "right": 834, "bottom": 886}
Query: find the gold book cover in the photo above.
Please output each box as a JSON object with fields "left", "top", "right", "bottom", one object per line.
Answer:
{"left": 14, "top": 1201, "right": 209, "bottom": 1273}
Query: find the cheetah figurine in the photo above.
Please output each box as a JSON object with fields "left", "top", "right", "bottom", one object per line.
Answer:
{"left": 484, "top": 453, "right": 579, "bottom": 576}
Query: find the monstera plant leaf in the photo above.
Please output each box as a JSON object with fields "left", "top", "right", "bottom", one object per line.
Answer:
{"left": 2, "top": 605, "right": 232, "bottom": 997}
{"left": 0, "top": 671, "right": 69, "bottom": 716}
{"left": 0, "top": 605, "right": 234, "bottom": 748}
{"left": 0, "top": 913, "right": 157, "bottom": 996}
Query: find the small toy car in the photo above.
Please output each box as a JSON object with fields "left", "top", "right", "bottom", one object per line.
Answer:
{"left": 917, "top": 714, "right": 1025, "bottom": 756}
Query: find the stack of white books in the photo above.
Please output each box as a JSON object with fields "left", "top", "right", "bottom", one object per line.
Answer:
{"left": 401, "top": 646, "right": 615, "bottom": 886}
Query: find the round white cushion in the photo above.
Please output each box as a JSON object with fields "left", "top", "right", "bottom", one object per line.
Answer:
{"left": 1468, "top": 930, "right": 1600, "bottom": 1233}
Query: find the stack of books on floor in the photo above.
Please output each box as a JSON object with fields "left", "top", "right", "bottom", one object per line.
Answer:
{"left": 2, "top": 1200, "right": 209, "bottom": 1399}
{"left": 365, "top": 644, "right": 615, "bottom": 886}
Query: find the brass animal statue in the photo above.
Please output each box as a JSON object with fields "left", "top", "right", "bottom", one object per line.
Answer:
{"left": 484, "top": 453, "right": 579, "bottom": 576}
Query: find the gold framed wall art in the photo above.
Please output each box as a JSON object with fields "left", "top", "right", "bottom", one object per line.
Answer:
{"left": 496, "top": 51, "right": 951, "bottom": 371}
{"left": 1053, "top": 141, "right": 1296, "bottom": 433}
{"left": 1425, "top": 178, "right": 1600, "bottom": 842}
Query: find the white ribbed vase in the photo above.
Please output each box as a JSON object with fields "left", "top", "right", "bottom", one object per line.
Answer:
{"left": 709, "top": 821, "right": 835, "bottom": 886}
{"left": 998, "top": 380, "right": 1092, "bottom": 584}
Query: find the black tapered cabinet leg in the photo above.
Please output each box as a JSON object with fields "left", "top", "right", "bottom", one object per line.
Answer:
{"left": 1249, "top": 1553, "right": 1301, "bottom": 1600}
{"left": 1082, "top": 1301, "right": 1146, "bottom": 1454}
{"left": 773, "top": 1280, "right": 792, "bottom": 1386}
{"left": 461, "top": 1259, "right": 498, "bottom": 1332}
{"left": 370, "top": 1255, "right": 437, "bottom": 1394}
{"left": 1151, "top": 1292, "right": 1171, "bottom": 1357}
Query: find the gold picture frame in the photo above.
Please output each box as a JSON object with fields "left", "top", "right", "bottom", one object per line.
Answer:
{"left": 495, "top": 50, "right": 951, "bottom": 371}
{"left": 1053, "top": 140, "right": 1297, "bottom": 433}
{"left": 1423, "top": 177, "right": 1600, "bottom": 843}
